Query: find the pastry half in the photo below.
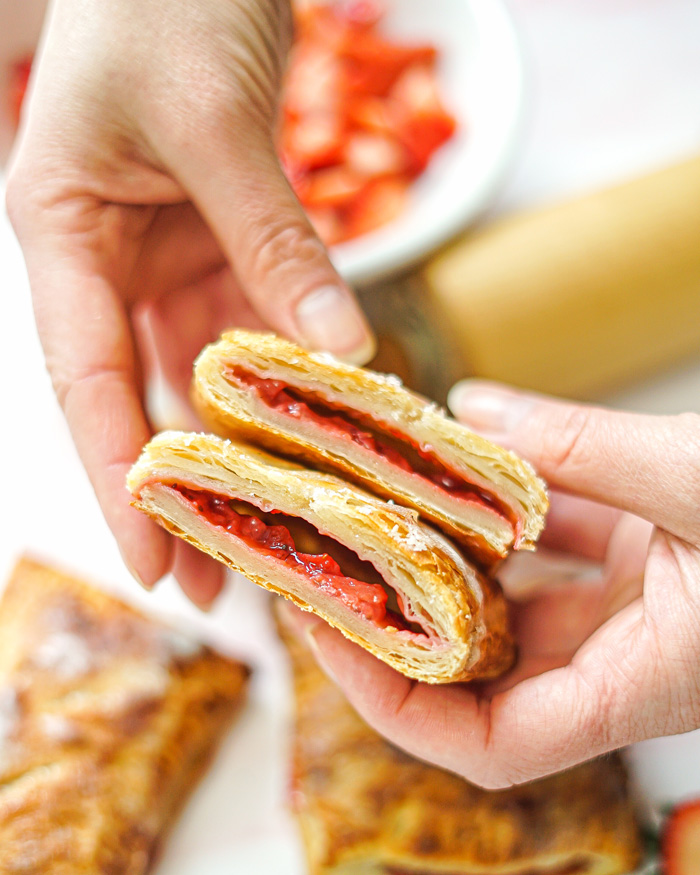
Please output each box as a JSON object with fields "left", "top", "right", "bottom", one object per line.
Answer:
{"left": 0, "top": 557, "right": 249, "bottom": 875}
{"left": 127, "top": 431, "right": 515, "bottom": 683}
{"left": 193, "top": 330, "right": 548, "bottom": 565}
{"left": 279, "top": 611, "right": 643, "bottom": 875}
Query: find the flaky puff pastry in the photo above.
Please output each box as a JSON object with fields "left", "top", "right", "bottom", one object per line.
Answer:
{"left": 0, "top": 558, "right": 249, "bottom": 875}
{"left": 278, "top": 612, "right": 642, "bottom": 875}
{"left": 127, "top": 431, "right": 515, "bottom": 683}
{"left": 192, "top": 330, "right": 548, "bottom": 565}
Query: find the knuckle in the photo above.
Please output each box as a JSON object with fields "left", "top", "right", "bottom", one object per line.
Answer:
{"left": 540, "top": 406, "right": 597, "bottom": 476}
{"left": 247, "top": 219, "right": 326, "bottom": 293}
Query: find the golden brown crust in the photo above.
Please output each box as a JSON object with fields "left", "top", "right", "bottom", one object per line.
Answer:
{"left": 128, "top": 431, "right": 515, "bottom": 684}
{"left": 0, "top": 557, "right": 249, "bottom": 875}
{"left": 279, "top": 613, "right": 643, "bottom": 875}
{"left": 192, "top": 330, "right": 549, "bottom": 565}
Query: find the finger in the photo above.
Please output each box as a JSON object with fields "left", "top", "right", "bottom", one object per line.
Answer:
{"left": 168, "top": 132, "right": 375, "bottom": 364}
{"left": 307, "top": 599, "right": 674, "bottom": 789}
{"left": 448, "top": 381, "right": 700, "bottom": 544}
{"left": 171, "top": 539, "right": 226, "bottom": 608}
{"left": 124, "top": 203, "right": 227, "bottom": 303}
{"left": 7, "top": 202, "right": 173, "bottom": 587}
{"left": 144, "top": 268, "right": 265, "bottom": 404}
{"left": 539, "top": 491, "right": 622, "bottom": 561}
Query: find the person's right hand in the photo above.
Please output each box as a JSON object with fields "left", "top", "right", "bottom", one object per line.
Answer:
{"left": 293, "top": 385, "right": 700, "bottom": 787}
{"left": 6, "top": 0, "right": 375, "bottom": 606}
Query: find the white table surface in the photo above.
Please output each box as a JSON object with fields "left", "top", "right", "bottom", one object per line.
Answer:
{"left": 2, "top": 0, "right": 700, "bottom": 871}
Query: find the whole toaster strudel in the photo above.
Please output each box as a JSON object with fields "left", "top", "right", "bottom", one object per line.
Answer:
{"left": 279, "top": 612, "right": 642, "bottom": 875}
{"left": 0, "top": 558, "right": 249, "bottom": 874}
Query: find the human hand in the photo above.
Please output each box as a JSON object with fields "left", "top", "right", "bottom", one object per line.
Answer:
{"left": 288, "top": 383, "right": 700, "bottom": 787}
{"left": 6, "top": 0, "right": 374, "bottom": 604}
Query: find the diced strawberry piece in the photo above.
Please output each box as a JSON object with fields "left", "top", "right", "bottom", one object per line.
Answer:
{"left": 280, "top": 111, "right": 344, "bottom": 169}
{"left": 391, "top": 65, "right": 456, "bottom": 171}
{"left": 340, "top": 35, "right": 437, "bottom": 96}
{"left": 397, "top": 111, "right": 456, "bottom": 173}
{"left": 284, "top": 45, "right": 342, "bottom": 115}
{"left": 346, "top": 95, "right": 396, "bottom": 134}
{"left": 344, "top": 131, "right": 406, "bottom": 177}
{"left": 343, "top": 175, "right": 409, "bottom": 239}
{"left": 334, "top": 0, "right": 385, "bottom": 29}
{"left": 662, "top": 799, "right": 700, "bottom": 874}
{"left": 391, "top": 64, "right": 446, "bottom": 115}
{"left": 302, "top": 166, "right": 367, "bottom": 208}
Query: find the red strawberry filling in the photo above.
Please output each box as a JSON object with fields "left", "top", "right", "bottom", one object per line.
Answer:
{"left": 171, "top": 485, "right": 428, "bottom": 634}
{"left": 226, "top": 367, "right": 517, "bottom": 536}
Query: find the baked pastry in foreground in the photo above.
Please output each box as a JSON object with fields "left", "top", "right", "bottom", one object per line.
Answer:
{"left": 279, "top": 612, "right": 643, "bottom": 875}
{"left": 127, "top": 431, "right": 514, "bottom": 684}
{"left": 0, "top": 557, "right": 249, "bottom": 875}
{"left": 193, "top": 330, "right": 548, "bottom": 566}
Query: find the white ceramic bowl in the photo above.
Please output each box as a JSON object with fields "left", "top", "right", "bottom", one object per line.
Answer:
{"left": 331, "top": 0, "right": 526, "bottom": 285}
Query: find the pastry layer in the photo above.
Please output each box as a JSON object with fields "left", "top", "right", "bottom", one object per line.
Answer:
{"left": 193, "top": 330, "right": 549, "bottom": 565}
{"left": 127, "top": 431, "right": 515, "bottom": 683}
{"left": 278, "top": 610, "right": 642, "bottom": 875}
{"left": 0, "top": 558, "right": 249, "bottom": 875}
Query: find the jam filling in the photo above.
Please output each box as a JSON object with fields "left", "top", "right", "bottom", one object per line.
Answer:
{"left": 226, "top": 367, "right": 516, "bottom": 531}
{"left": 173, "top": 486, "right": 423, "bottom": 633}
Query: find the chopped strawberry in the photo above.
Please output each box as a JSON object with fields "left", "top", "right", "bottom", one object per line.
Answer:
{"left": 335, "top": 0, "right": 384, "bottom": 29}
{"left": 662, "top": 798, "right": 700, "bottom": 874}
{"left": 344, "top": 131, "right": 406, "bottom": 177}
{"left": 346, "top": 95, "right": 396, "bottom": 134}
{"left": 397, "top": 110, "right": 456, "bottom": 173}
{"left": 340, "top": 34, "right": 437, "bottom": 96}
{"left": 391, "top": 63, "right": 445, "bottom": 114}
{"left": 284, "top": 45, "right": 342, "bottom": 115}
{"left": 303, "top": 166, "right": 367, "bottom": 208}
{"left": 281, "top": 111, "right": 344, "bottom": 169}
{"left": 391, "top": 65, "right": 457, "bottom": 171}
{"left": 343, "top": 176, "right": 409, "bottom": 239}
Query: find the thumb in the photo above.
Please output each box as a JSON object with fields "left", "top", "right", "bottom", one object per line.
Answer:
{"left": 175, "top": 133, "right": 375, "bottom": 364}
{"left": 448, "top": 381, "right": 700, "bottom": 545}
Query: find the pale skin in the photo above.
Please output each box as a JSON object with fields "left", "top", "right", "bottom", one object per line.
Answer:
{"left": 8, "top": 0, "right": 700, "bottom": 787}
{"left": 6, "top": 0, "right": 375, "bottom": 606}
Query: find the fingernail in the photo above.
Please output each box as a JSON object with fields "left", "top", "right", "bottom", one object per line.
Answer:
{"left": 295, "top": 285, "right": 376, "bottom": 365}
{"left": 305, "top": 625, "right": 339, "bottom": 685}
{"left": 447, "top": 382, "right": 533, "bottom": 433}
{"left": 123, "top": 557, "right": 152, "bottom": 591}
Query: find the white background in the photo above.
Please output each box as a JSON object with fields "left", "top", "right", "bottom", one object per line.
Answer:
{"left": 2, "top": 0, "right": 700, "bottom": 871}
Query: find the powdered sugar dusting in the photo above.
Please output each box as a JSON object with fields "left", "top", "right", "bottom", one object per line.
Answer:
{"left": 40, "top": 713, "right": 79, "bottom": 744}
{"left": 399, "top": 526, "right": 431, "bottom": 552}
{"left": 309, "top": 351, "right": 340, "bottom": 366}
{"left": 34, "top": 632, "right": 94, "bottom": 680}
{"left": 158, "top": 628, "right": 202, "bottom": 662}
{"left": 381, "top": 372, "right": 403, "bottom": 388}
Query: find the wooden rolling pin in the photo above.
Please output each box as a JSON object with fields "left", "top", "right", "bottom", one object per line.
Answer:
{"left": 412, "top": 154, "right": 700, "bottom": 401}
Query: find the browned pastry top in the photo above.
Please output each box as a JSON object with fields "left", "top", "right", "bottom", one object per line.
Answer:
{"left": 0, "top": 557, "right": 249, "bottom": 874}
{"left": 281, "top": 616, "right": 642, "bottom": 875}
